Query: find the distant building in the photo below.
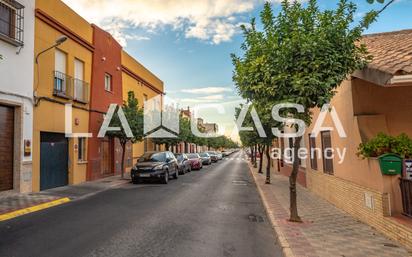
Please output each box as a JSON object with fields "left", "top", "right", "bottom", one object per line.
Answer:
{"left": 204, "top": 123, "right": 218, "bottom": 134}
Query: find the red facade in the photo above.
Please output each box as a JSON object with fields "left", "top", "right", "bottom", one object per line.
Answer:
{"left": 87, "top": 25, "right": 123, "bottom": 181}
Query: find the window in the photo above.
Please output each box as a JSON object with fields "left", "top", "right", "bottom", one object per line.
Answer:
{"left": 0, "top": 0, "right": 24, "bottom": 46}
{"left": 321, "top": 131, "right": 334, "bottom": 175}
{"left": 54, "top": 49, "right": 69, "bottom": 96}
{"left": 105, "top": 73, "right": 112, "bottom": 92}
{"left": 78, "top": 138, "right": 86, "bottom": 162}
{"left": 74, "top": 59, "right": 86, "bottom": 102}
{"left": 309, "top": 134, "right": 318, "bottom": 170}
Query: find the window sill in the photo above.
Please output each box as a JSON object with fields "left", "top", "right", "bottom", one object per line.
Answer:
{"left": 0, "top": 33, "right": 24, "bottom": 47}
{"left": 77, "top": 160, "right": 88, "bottom": 165}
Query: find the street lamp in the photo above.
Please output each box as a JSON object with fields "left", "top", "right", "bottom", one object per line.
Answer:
{"left": 34, "top": 35, "right": 68, "bottom": 97}
{"left": 35, "top": 35, "right": 67, "bottom": 64}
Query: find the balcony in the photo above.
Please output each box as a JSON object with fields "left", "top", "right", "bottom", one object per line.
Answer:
{"left": 53, "top": 71, "right": 72, "bottom": 99}
{"left": 53, "top": 71, "right": 89, "bottom": 103}
{"left": 0, "top": 0, "right": 24, "bottom": 46}
{"left": 73, "top": 78, "right": 89, "bottom": 104}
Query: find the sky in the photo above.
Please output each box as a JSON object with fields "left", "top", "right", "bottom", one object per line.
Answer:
{"left": 63, "top": 0, "right": 412, "bottom": 140}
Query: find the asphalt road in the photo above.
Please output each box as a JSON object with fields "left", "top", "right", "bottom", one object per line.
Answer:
{"left": 0, "top": 151, "right": 283, "bottom": 257}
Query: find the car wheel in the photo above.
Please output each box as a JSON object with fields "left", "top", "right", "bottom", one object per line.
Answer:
{"left": 173, "top": 169, "right": 179, "bottom": 179}
{"left": 162, "top": 171, "right": 169, "bottom": 184}
{"left": 132, "top": 178, "right": 140, "bottom": 184}
{"left": 188, "top": 166, "right": 192, "bottom": 172}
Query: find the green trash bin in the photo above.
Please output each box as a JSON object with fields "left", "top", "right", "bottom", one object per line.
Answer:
{"left": 378, "top": 154, "right": 402, "bottom": 175}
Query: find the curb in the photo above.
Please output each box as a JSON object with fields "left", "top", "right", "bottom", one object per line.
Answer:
{"left": 248, "top": 163, "right": 295, "bottom": 257}
{"left": 0, "top": 197, "right": 71, "bottom": 222}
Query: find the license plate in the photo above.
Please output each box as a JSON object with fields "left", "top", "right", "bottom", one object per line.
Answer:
{"left": 139, "top": 173, "right": 151, "bottom": 178}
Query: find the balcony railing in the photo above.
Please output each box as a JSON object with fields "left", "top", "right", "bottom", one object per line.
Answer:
{"left": 54, "top": 71, "right": 72, "bottom": 99}
{"left": 53, "top": 71, "right": 89, "bottom": 104}
{"left": 0, "top": 0, "right": 24, "bottom": 46}
{"left": 74, "top": 78, "right": 89, "bottom": 103}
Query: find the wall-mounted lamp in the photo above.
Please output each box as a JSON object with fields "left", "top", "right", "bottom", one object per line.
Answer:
{"left": 35, "top": 35, "right": 68, "bottom": 64}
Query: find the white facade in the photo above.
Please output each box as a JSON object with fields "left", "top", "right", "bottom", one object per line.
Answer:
{"left": 0, "top": 0, "right": 35, "bottom": 193}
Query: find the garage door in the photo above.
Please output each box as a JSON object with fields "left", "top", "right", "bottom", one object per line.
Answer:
{"left": 40, "top": 132, "right": 68, "bottom": 190}
{"left": 0, "top": 105, "right": 14, "bottom": 192}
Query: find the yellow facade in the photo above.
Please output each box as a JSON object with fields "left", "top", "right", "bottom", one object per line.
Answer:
{"left": 121, "top": 50, "right": 164, "bottom": 162}
{"left": 33, "top": 0, "right": 93, "bottom": 191}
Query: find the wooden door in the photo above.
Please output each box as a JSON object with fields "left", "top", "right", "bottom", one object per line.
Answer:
{"left": 0, "top": 105, "right": 14, "bottom": 191}
{"left": 101, "top": 138, "right": 112, "bottom": 175}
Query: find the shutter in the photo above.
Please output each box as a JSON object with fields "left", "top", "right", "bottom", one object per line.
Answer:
{"left": 309, "top": 134, "right": 318, "bottom": 170}
{"left": 321, "top": 131, "right": 334, "bottom": 174}
{"left": 74, "top": 59, "right": 84, "bottom": 99}
{"left": 55, "top": 49, "right": 67, "bottom": 73}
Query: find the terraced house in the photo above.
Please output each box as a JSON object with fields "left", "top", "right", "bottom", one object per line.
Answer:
{"left": 121, "top": 51, "right": 164, "bottom": 167}
{"left": 33, "top": 0, "right": 93, "bottom": 191}
{"left": 301, "top": 30, "right": 412, "bottom": 249}
{"left": 0, "top": 0, "right": 35, "bottom": 193}
{"left": 87, "top": 25, "right": 124, "bottom": 181}
{"left": 30, "top": 0, "right": 165, "bottom": 188}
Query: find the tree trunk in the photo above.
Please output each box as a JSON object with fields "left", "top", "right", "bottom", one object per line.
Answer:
{"left": 258, "top": 145, "right": 264, "bottom": 174}
{"left": 250, "top": 146, "right": 255, "bottom": 165}
{"left": 289, "top": 136, "right": 302, "bottom": 222}
{"left": 120, "top": 141, "right": 126, "bottom": 179}
{"left": 253, "top": 144, "right": 258, "bottom": 168}
{"left": 265, "top": 144, "right": 271, "bottom": 184}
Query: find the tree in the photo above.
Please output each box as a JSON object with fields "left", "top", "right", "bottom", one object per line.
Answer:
{"left": 232, "top": 0, "right": 390, "bottom": 222}
{"left": 107, "top": 91, "right": 144, "bottom": 178}
{"left": 235, "top": 104, "right": 259, "bottom": 167}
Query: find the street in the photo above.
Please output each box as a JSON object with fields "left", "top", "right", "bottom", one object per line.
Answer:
{"left": 0, "top": 152, "right": 282, "bottom": 257}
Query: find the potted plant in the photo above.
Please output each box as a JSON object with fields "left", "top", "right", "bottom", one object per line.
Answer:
{"left": 357, "top": 133, "right": 412, "bottom": 175}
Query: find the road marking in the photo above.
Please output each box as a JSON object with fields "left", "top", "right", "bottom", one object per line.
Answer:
{"left": 0, "top": 197, "right": 71, "bottom": 222}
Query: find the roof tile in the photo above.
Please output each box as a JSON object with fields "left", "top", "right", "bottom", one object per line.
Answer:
{"left": 362, "top": 29, "right": 412, "bottom": 75}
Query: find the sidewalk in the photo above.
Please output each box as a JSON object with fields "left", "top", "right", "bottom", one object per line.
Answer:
{"left": 249, "top": 163, "right": 411, "bottom": 257}
{"left": 0, "top": 174, "right": 130, "bottom": 221}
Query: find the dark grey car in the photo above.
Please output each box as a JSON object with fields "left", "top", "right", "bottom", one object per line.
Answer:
{"left": 131, "top": 151, "right": 179, "bottom": 184}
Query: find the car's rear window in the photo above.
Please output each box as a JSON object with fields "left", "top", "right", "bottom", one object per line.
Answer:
{"left": 187, "top": 154, "right": 199, "bottom": 159}
{"left": 199, "top": 153, "right": 208, "bottom": 157}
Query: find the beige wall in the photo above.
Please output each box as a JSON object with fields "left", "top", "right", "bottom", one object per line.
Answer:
{"left": 305, "top": 78, "right": 412, "bottom": 215}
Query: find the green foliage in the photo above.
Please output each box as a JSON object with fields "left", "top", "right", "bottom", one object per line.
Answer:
{"left": 152, "top": 115, "right": 238, "bottom": 151}
{"left": 107, "top": 91, "right": 144, "bottom": 145}
{"left": 357, "top": 133, "right": 412, "bottom": 159}
{"left": 232, "top": 0, "right": 378, "bottom": 124}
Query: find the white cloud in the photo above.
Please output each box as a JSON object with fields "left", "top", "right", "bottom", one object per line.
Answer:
{"left": 62, "top": 0, "right": 291, "bottom": 46}
{"left": 181, "top": 87, "right": 232, "bottom": 94}
{"left": 198, "top": 94, "right": 225, "bottom": 100}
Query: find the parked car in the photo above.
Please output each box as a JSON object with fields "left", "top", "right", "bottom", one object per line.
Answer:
{"left": 216, "top": 151, "right": 223, "bottom": 160}
{"left": 207, "top": 151, "right": 219, "bottom": 162}
{"left": 186, "top": 153, "right": 203, "bottom": 170}
{"left": 131, "top": 151, "right": 178, "bottom": 184}
{"left": 175, "top": 153, "right": 192, "bottom": 175}
{"left": 199, "top": 152, "right": 212, "bottom": 165}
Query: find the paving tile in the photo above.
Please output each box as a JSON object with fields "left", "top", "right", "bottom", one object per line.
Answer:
{"left": 250, "top": 165, "right": 411, "bottom": 257}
